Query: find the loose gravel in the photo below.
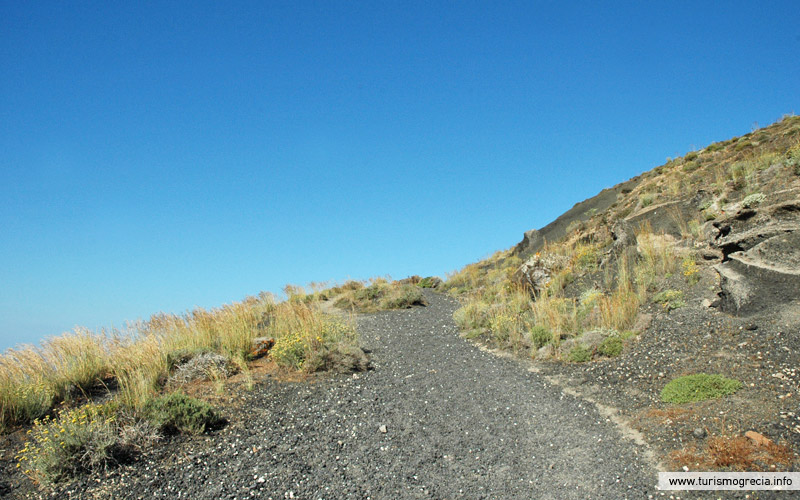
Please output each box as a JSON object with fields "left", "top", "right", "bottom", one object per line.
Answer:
{"left": 11, "top": 291, "right": 664, "bottom": 499}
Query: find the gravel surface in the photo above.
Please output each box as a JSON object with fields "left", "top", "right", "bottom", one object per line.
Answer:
{"left": 11, "top": 291, "right": 665, "bottom": 499}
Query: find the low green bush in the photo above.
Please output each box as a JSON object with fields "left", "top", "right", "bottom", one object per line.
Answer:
{"left": 143, "top": 393, "right": 222, "bottom": 435}
{"left": 568, "top": 345, "right": 592, "bottom": 363}
{"left": 333, "top": 282, "right": 425, "bottom": 312}
{"left": 417, "top": 277, "right": 440, "bottom": 288}
{"left": 653, "top": 289, "right": 686, "bottom": 311}
{"left": 16, "top": 402, "right": 121, "bottom": 484}
{"left": 661, "top": 373, "right": 742, "bottom": 403}
{"left": 741, "top": 193, "right": 766, "bottom": 208}
{"left": 529, "top": 325, "right": 552, "bottom": 349}
{"left": 379, "top": 284, "right": 425, "bottom": 310}
{"left": 598, "top": 335, "right": 623, "bottom": 358}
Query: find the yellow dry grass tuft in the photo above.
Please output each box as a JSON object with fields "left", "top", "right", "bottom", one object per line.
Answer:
{"left": 1, "top": 291, "right": 358, "bottom": 430}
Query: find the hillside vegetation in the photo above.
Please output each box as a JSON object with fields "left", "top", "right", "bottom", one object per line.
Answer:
{"left": 445, "top": 115, "right": 800, "bottom": 357}
{"left": 443, "top": 114, "right": 800, "bottom": 470}
{"left": 1, "top": 291, "right": 367, "bottom": 484}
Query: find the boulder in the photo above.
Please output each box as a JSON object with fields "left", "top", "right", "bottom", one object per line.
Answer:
{"left": 250, "top": 337, "right": 276, "bottom": 359}
{"left": 168, "top": 352, "right": 235, "bottom": 386}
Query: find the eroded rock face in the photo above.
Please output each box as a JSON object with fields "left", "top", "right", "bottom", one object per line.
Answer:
{"left": 610, "top": 219, "right": 635, "bottom": 251}
{"left": 512, "top": 253, "right": 568, "bottom": 297}
{"left": 711, "top": 200, "right": 800, "bottom": 315}
{"left": 513, "top": 229, "right": 544, "bottom": 256}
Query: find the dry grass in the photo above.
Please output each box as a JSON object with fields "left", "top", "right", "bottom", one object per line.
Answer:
{"left": 670, "top": 435, "right": 795, "bottom": 471}
{"left": 1, "top": 292, "right": 358, "bottom": 431}
{"left": 446, "top": 223, "right": 675, "bottom": 357}
{"left": 331, "top": 278, "right": 426, "bottom": 313}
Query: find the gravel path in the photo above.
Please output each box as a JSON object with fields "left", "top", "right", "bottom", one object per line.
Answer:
{"left": 30, "top": 291, "right": 660, "bottom": 499}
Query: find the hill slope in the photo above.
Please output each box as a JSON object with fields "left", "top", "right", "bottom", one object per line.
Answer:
{"left": 445, "top": 115, "right": 800, "bottom": 471}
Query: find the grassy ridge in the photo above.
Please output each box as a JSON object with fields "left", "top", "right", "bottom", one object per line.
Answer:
{"left": 0, "top": 292, "right": 359, "bottom": 433}
{"left": 444, "top": 115, "right": 800, "bottom": 360}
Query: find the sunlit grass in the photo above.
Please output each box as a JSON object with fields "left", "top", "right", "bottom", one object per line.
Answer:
{"left": 1, "top": 291, "right": 358, "bottom": 431}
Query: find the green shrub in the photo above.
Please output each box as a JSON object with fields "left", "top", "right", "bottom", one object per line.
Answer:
{"left": 568, "top": 344, "right": 592, "bottom": 363}
{"left": 653, "top": 289, "right": 686, "bottom": 311}
{"left": 16, "top": 402, "right": 120, "bottom": 484}
{"left": 741, "top": 193, "right": 766, "bottom": 208}
{"left": 598, "top": 335, "right": 623, "bottom": 358}
{"left": 529, "top": 325, "right": 552, "bottom": 349}
{"left": 639, "top": 193, "right": 655, "bottom": 208}
{"left": 270, "top": 331, "right": 306, "bottom": 370}
{"left": 334, "top": 282, "right": 425, "bottom": 312}
{"left": 453, "top": 302, "right": 491, "bottom": 331}
{"left": 682, "top": 161, "right": 700, "bottom": 173}
{"left": 379, "top": 285, "right": 425, "bottom": 309}
{"left": 661, "top": 373, "right": 742, "bottom": 403}
{"left": 417, "top": 277, "right": 440, "bottom": 288}
{"left": 575, "top": 245, "right": 599, "bottom": 272}
{"left": 682, "top": 256, "right": 700, "bottom": 285}
{"left": 143, "top": 393, "right": 221, "bottom": 435}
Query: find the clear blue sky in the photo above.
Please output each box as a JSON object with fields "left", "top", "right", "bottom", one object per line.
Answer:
{"left": 1, "top": 1, "right": 798, "bottom": 350}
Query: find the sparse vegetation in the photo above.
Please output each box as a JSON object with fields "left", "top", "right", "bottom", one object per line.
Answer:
{"left": 598, "top": 334, "right": 624, "bottom": 358}
{"left": 741, "top": 192, "right": 766, "bottom": 208}
{"left": 653, "top": 290, "right": 686, "bottom": 311}
{"left": 445, "top": 223, "right": 681, "bottom": 359}
{"left": 671, "top": 435, "right": 794, "bottom": 471}
{"left": 446, "top": 116, "right": 800, "bottom": 367}
{"left": 661, "top": 374, "right": 742, "bottom": 403}
{"left": 143, "top": 392, "right": 222, "bottom": 435}
{"left": 417, "top": 276, "right": 441, "bottom": 288}
{"left": 1, "top": 291, "right": 361, "bottom": 433}
{"left": 681, "top": 256, "right": 700, "bottom": 285}
{"left": 15, "top": 402, "right": 122, "bottom": 485}
{"left": 568, "top": 344, "right": 592, "bottom": 363}
{"left": 529, "top": 325, "right": 553, "bottom": 350}
{"left": 330, "top": 278, "right": 426, "bottom": 313}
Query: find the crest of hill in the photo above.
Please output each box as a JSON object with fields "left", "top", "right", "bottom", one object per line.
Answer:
{"left": 512, "top": 115, "right": 800, "bottom": 260}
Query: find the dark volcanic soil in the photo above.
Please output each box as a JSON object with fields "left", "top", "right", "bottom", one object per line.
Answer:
{"left": 6, "top": 291, "right": 662, "bottom": 499}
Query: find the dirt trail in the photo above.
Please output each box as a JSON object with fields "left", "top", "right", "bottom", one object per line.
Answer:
{"left": 24, "top": 291, "right": 660, "bottom": 499}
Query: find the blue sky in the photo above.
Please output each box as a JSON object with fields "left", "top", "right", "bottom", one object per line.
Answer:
{"left": 1, "top": 1, "right": 798, "bottom": 350}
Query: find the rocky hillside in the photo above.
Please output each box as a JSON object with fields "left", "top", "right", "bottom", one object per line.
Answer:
{"left": 445, "top": 115, "right": 800, "bottom": 470}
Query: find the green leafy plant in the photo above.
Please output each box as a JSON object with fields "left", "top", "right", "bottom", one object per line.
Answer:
{"left": 661, "top": 374, "right": 742, "bottom": 403}
{"left": 143, "top": 393, "right": 222, "bottom": 435}
{"left": 598, "top": 334, "right": 623, "bottom": 358}
{"left": 653, "top": 289, "right": 686, "bottom": 311}
{"left": 417, "top": 277, "right": 440, "bottom": 288}
{"left": 568, "top": 344, "right": 592, "bottom": 363}
{"left": 639, "top": 193, "right": 655, "bottom": 208}
{"left": 682, "top": 256, "right": 700, "bottom": 285}
{"left": 16, "top": 402, "right": 120, "bottom": 484}
{"left": 270, "top": 331, "right": 306, "bottom": 369}
{"left": 529, "top": 325, "right": 552, "bottom": 349}
{"left": 741, "top": 193, "right": 766, "bottom": 208}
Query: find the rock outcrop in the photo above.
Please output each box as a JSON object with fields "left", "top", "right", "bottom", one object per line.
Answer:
{"left": 511, "top": 177, "right": 642, "bottom": 258}
{"left": 710, "top": 200, "right": 800, "bottom": 315}
{"left": 512, "top": 253, "right": 568, "bottom": 297}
